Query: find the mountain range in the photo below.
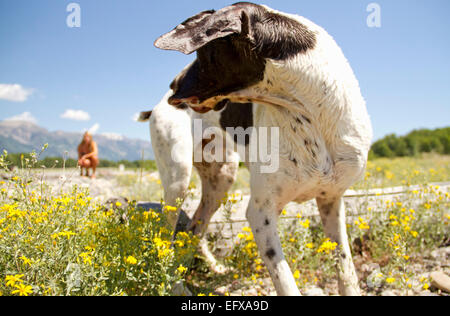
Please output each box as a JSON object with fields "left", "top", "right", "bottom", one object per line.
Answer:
{"left": 0, "top": 120, "right": 154, "bottom": 161}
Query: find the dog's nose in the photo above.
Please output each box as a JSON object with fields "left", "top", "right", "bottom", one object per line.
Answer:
{"left": 168, "top": 96, "right": 199, "bottom": 107}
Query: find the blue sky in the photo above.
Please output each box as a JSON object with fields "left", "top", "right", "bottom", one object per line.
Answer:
{"left": 0, "top": 0, "right": 449, "bottom": 141}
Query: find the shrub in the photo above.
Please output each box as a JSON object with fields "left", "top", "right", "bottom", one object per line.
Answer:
{"left": 0, "top": 150, "right": 197, "bottom": 296}
{"left": 370, "top": 127, "right": 450, "bottom": 159}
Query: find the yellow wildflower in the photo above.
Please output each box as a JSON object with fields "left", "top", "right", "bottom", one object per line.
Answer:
{"left": 177, "top": 264, "right": 188, "bottom": 274}
{"left": 125, "top": 256, "right": 138, "bottom": 265}
{"left": 19, "top": 256, "right": 32, "bottom": 266}
{"left": 317, "top": 239, "right": 338, "bottom": 254}
{"left": 5, "top": 274, "right": 24, "bottom": 287}
{"left": 164, "top": 205, "right": 177, "bottom": 212}
{"left": 11, "top": 283, "right": 33, "bottom": 296}
{"left": 386, "top": 277, "right": 395, "bottom": 284}
{"left": 300, "top": 219, "right": 310, "bottom": 229}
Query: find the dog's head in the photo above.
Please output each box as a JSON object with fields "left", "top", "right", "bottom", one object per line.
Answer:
{"left": 155, "top": 2, "right": 316, "bottom": 111}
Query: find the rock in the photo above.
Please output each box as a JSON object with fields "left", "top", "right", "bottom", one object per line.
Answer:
{"left": 430, "top": 247, "right": 450, "bottom": 261}
{"left": 172, "top": 281, "right": 193, "bottom": 296}
{"left": 267, "top": 290, "right": 277, "bottom": 296}
{"left": 103, "top": 196, "right": 130, "bottom": 223}
{"left": 361, "top": 263, "right": 380, "bottom": 274}
{"left": 244, "top": 288, "right": 258, "bottom": 296}
{"left": 381, "top": 290, "right": 397, "bottom": 296}
{"left": 366, "top": 269, "right": 383, "bottom": 290}
{"left": 430, "top": 271, "right": 450, "bottom": 293}
{"left": 214, "top": 286, "right": 229, "bottom": 296}
{"left": 303, "top": 286, "right": 326, "bottom": 296}
{"left": 418, "top": 291, "right": 439, "bottom": 297}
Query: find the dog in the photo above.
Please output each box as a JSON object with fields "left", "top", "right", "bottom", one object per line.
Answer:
{"left": 154, "top": 2, "right": 373, "bottom": 296}
{"left": 139, "top": 91, "right": 254, "bottom": 271}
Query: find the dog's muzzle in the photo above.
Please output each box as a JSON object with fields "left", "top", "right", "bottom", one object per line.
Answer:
{"left": 168, "top": 95, "right": 213, "bottom": 113}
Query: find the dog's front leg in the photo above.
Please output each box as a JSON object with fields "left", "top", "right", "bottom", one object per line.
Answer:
{"left": 246, "top": 198, "right": 301, "bottom": 296}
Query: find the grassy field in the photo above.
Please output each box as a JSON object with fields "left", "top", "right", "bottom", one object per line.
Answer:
{"left": 0, "top": 153, "right": 448, "bottom": 296}
{"left": 116, "top": 154, "right": 450, "bottom": 201}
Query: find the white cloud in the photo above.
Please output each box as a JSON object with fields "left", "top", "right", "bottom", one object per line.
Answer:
{"left": 88, "top": 123, "right": 100, "bottom": 134}
{"left": 0, "top": 84, "right": 33, "bottom": 102}
{"left": 101, "top": 132, "right": 124, "bottom": 141}
{"left": 4, "top": 112, "right": 37, "bottom": 124}
{"left": 61, "top": 109, "right": 91, "bottom": 121}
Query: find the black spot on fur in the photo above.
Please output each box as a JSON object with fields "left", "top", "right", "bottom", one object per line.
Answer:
{"left": 219, "top": 102, "right": 254, "bottom": 145}
{"left": 264, "top": 218, "right": 270, "bottom": 226}
{"left": 213, "top": 99, "right": 229, "bottom": 112}
{"left": 276, "top": 186, "right": 283, "bottom": 195}
{"left": 177, "top": 103, "right": 189, "bottom": 110}
{"left": 321, "top": 202, "right": 333, "bottom": 216}
{"left": 266, "top": 248, "right": 276, "bottom": 260}
{"left": 301, "top": 115, "right": 311, "bottom": 124}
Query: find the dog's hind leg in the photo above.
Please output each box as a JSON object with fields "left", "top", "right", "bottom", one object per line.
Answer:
{"left": 190, "top": 158, "right": 239, "bottom": 273}
{"left": 316, "top": 196, "right": 361, "bottom": 296}
{"left": 190, "top": 160, "right": 238, "bottom": 235}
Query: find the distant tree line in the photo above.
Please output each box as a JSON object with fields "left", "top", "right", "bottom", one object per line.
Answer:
{"left": 369, "top": 127, "right": 450, "bottom": 159}
{"left": 2, "top": 152, "right": 157, "bottom": 171}
{"left": 2, "top": 127, "right": 449, "bottom": 168}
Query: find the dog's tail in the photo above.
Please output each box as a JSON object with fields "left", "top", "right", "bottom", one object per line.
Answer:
{"left": 137, "top": 111, "right": 152, "bottom": 122}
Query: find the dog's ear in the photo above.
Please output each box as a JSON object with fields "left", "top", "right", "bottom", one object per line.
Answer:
{"left": 155, "top": 3, "right": 316, "bottom": 59}
{"left": 154, "top": 6, "right": 251, "bottom": 55}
